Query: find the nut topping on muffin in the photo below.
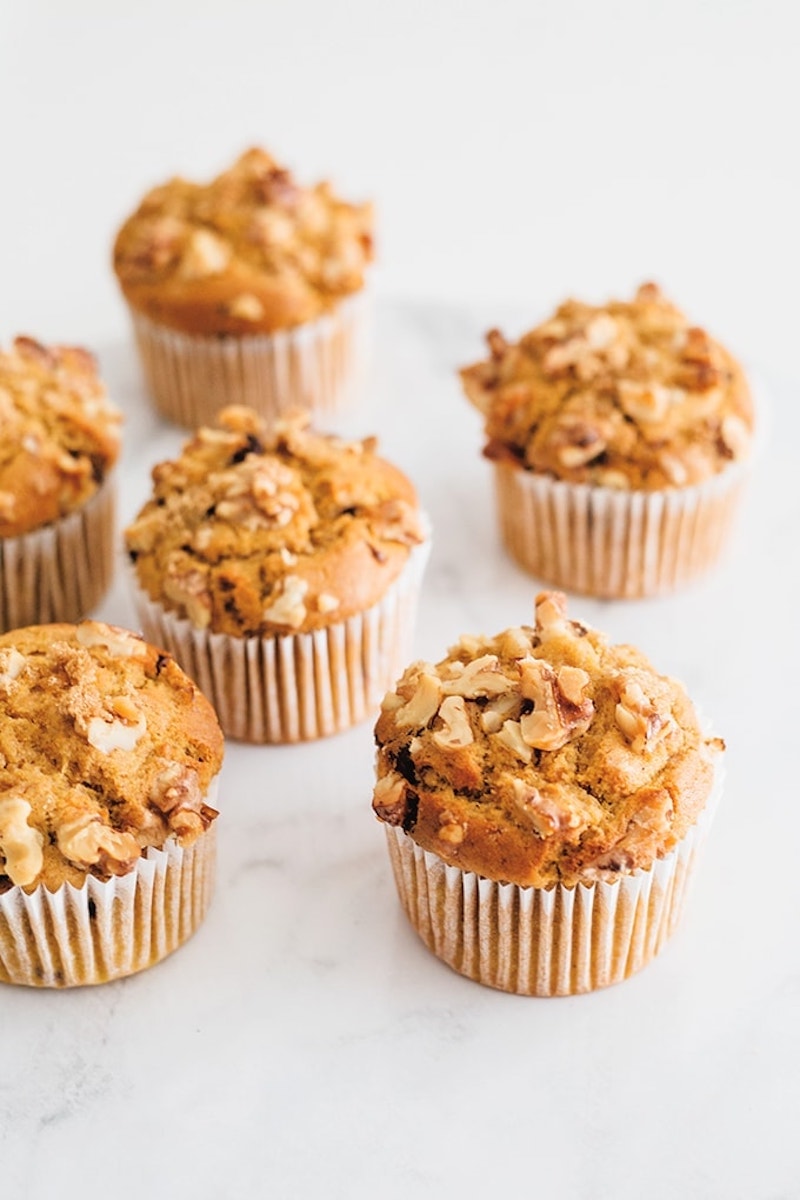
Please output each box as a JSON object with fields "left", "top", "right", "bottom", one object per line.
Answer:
{"left": 126, "top": 406, "right": 425, "bottom": 637}
{"left": 0, "top": 622, "right": 223, "bottom": 894}
{"left": 460, "top": 282, "right": 754, "bottom": 490}
{"left": 373, "top": 591, "right": 723, "bottom": 888}
{"left": 113, "top": 147, "right": 374, "bottom": 336}
{"left": 0, "top": 337, "right": 120, "bottom": 537}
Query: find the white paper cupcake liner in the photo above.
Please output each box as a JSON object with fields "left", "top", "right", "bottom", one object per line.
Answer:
{"left": 494, "top": 458, "right": 749, "bottom": 598}
{"left": 385, "top": 766, "right": 723, "bottom": 997}
{"left": 130, "top": 291, "right": 371, "bottom": 428}
{"left": 129, "top": 535, "right": 431, "bottom": 743}
{"left": 0, "top": 822, "right": 216, "bottom": 989}
{"left": 0, "top": 474, "right": 116, "bottom": 633}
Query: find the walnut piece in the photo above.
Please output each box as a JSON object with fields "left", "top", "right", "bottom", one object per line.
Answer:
{"left": 0, "top": 647, "right": 26, "bottom": 689}
{"left": 441, "top": 655, "right": 510, "bottom": 699}
{"left": 519, "top": 658, "right": 594, "bottom": 750}
{"left": 509, "top": 778, "right": 583, "bottom": 838}
{"left": 372, "top": 771, "right": 410, "bottom": 825}
{"left": 164, "top": 566, "right": 213, "bottom": 629}
{"left": 57, "top": 815, "right": 140, "bottom": 876}
{"left": 0, "top": 795, "right": 44, "bottom": 887}
{"left": 149, "top": 762, "right": 213, "bottom": 841}
{"left": 432, "top": 696, "right": 474, "bottom": 749}
{"left": 493, "top": 719, "right": 533, "bottom": 763}
{"left": 179, "top": 228, "right": 231, "bottom": 279}
{"left": 395, "top": 671, "right": 442, "bottom": 728}
{"left": 614, "top": 674, "right": 671, "bottom": 753}
{"left": 228, "top": 293, "right": 265, "bottom": 321}
{"left": 87, "top": 707, "right": 147, "bottom": 754}
{"left": 262, "top": 575, "right": 308, "bottom": 629}
{"left": 76, "top": 624, "right": 144, "bottom": 659}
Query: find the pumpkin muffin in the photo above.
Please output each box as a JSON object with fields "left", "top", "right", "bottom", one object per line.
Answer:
{"left": 0, "top": 620, "right": 224, "bottom": 987}
{"left": 0, "top": 336, "right": 121, "bottom": 631}
{"left": 113, "top": 146, "right": 374, "bottom": 426}
{"left": 125, "top": 405, "right": 430, "bottom": 742}
{"left": 373, "top": 591, "right": 724, "bottom": 995}
{"left": 460, "top": 282, "right": 755, "bottom": 597}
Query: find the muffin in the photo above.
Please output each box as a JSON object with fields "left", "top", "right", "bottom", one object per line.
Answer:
{"left": 125, "top": 405, "right": 430, "bottom": 743}
{"left": 113, "top": 147, "right": 373, "bottom": 427}
{"left": 0, "top": 336, "right": 121, "bottom": 631}
{"left": 460, "top": 282, "right": 755, "bottom": 598}
{"left": 373, "top": 591, "right": 724, "bottom": 996}
{"left": 0, "top": 621, "right": 224, "bottom": 987}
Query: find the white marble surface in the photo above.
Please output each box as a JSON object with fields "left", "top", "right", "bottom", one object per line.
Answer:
{"left": 1, "top": 300, "right": 798, "bottom": 1199}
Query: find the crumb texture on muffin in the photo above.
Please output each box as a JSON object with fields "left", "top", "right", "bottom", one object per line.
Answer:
{"left": 0, "top": 337, "right": 121, "bottom": 537}
{"left": 460, "top": 282, "right": 753, "bottom": 490}
{"left": 113, "top": 147, "right": 374, "bottom": 335}
{"left": 125, "top": 406, "right": 425, "bottom": 637}
{"left": 373, "top": 591, "right": 723, "bottom": 889}
{"left": 0, "top": 622, "right": 224, "bottom": 894}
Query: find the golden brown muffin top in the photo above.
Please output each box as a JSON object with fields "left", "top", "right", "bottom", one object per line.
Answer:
{"left": 373, "top": 591, "right": 722, "bottom": 889}
{"left": 0, "top": 622, "right": 224, "bottom": 894}
{"left": 460, "top": 282, "right": 754, "bottom": 490}
{"left": 126, "top": 406, "right": 426, "bottom": 637}
{"left": 113, "top": 147, "right": 374, "bottom": 335}
{"left": 0, "top": 337, "right": 121, "bottom": 537}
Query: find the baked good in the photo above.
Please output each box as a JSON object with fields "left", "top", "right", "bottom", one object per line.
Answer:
{"left": 113, "top": 147, "right": 373, "bottom": 426}
{"left": 373, "top": 591, "right": 724, "bottom": 995}
{"left": 0, "top": 620, "right": 224, "bottom": 987}
{"left": 125, "top": 405, "right": 430, "bottom": 742}
{"left": 0, "top": 336, "right": 121, "bottom": 630}
{"left": 460, "top": 282, "right": 755, "bottom": 597}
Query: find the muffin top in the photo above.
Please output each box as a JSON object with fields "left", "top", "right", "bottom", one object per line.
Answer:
{"left": 125, "top": 406, "right": 426, "bottom": 637}
{"left": 460, "top": 282, "right": 753, "bottom": 490}
{"left": 113, "top": 147, "right": 373, "bottom": 336}
{"left": 373, "top": 591, "right": 722, "bottom": 889}
{"left": 0, "top": 622, "right": 224, "bottom": 894}
{"left": 0, "top": 337, "right": 121, "bottom": 537}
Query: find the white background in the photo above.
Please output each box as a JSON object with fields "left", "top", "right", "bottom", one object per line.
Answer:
{"left": 1, "top": 3, "right": 799, "bottom": 1198}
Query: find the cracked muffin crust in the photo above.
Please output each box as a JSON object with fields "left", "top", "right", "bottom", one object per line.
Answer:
{"left": 0, "top": 337, "right": 121, "bottom": 537}
{"left": 113, "top": 147, "right": 373, "bottom": 336}
{"left": 373, "top": 591, "right": 723, "bottom": 889}
{"left": 126, "top": 405, "right": 426, "bottom": 638}
{"left": 0, "top": 621, "right": 223, "bottom": 894}
{"left": 460, "top": 282, "right": 753, "bottom": 490}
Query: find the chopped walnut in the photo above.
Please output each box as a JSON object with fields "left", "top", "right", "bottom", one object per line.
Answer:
{"left": 551, "top": 420, "right": 607, "bottom": 468}
{"left": 617, "top": 380, "right": 681, "bottom": 424}
{"left": 0, "top": 647, "right": 26, "bottom": 690}
{"left": 87, "top": 704, "right": 147, "bottom": 754}
{"left": 76, "top": 624, "right": 145, "bottom": 659}
{"left": 0, "top": 795, "right": 44, "bottom": 887}
{"left": 316, "top": 592, "right": 339, "bottom": 615}
{"left": 395, "top": 671, "right": 443, "bottom": 728}
{"left": 164, "top": 564, "right": 213, "bottom": 629}
{"left": 519, "top": 658, "right": 594, "bottom": 750}
{"left": 262, "top": 575, "right": 308, "bottom": 629}
{"left": 372, "top": 771, "right": 410, "bottom": 825}
{"left": 179, "top": 228, "right": 231, "bottom": 279}
{"left": 441, "top": 655, "right": 510, "bottom": 699}
{"left": 432, "top": 696, "right": 474, "bottom": 749}
{"left": 493, "top": 719, "right": 533, "bottom": 763}
{"left": 149, "top": 762, "right": 214, "bottom": 842}
{"left": 57, "top": 815, "right": 141, "bottom": 876}
{"left": 437, "top": 815, "right": 466, "bottom": 845}
{"left": 614, "top": 673, "right": 672, "bottom": 753}
{"left": 480, "top": 691, "right": 522, "bottom": 733}
{"left": 509, "top": 778, "right": 583, "bottom": 838}
{"left": 228, "top": 293, "right": 265, "bottom": 321}
{"left": 720, "top": 414, "right": 750, "bottom": 459}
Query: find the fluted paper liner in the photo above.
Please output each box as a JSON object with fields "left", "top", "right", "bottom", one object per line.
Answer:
{"left": 0, "top": 823, "right": 216, "bottom": 988}
{"left": 130, "top": 536, "right": 430, "bottom": 743}
{"left": 130, "top": 291, "right": 371, "bottom": 428}
{"left": 385, "top": 769, "right": 722, "bottom": 996}
{"left": 0, "top": 475, "right": 116, "bottom": 633}
{"left": 494, "top": 459, "right": 749, "bottom": 598}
